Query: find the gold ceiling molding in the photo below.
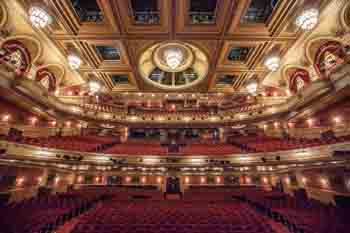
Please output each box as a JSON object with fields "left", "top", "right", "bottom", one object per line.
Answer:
{"left": 0, "top": 1, "right": 8, "bottom": 29}
{"left": 36, "top": 63, "right": 65, "bottom": 86}
{"left": 138, "top": 41, "right": 209, "bottom": 91}
{"left": 281, "top": 64, "right": 310, "bottom": 88}
{"left": 340, "top": 1, "right": 350, "bottom": 31}
{"left": 305, "top": 36, "right": 344, "bottom": 68}
{"left": 1, "top": 35, "right": 43, "bottom": 64}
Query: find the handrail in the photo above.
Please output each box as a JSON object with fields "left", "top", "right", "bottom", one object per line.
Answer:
{"left": 0, "top": 63, "right": 349, "bottom": 126}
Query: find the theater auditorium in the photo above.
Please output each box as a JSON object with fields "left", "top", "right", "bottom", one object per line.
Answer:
{"left": 0, "top": 0, "right": 350, "bottom": 233}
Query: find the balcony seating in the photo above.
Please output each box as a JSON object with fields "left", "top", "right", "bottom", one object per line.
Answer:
{"left": 179, "top": 143, "right": 244, "bottom": 155}
{"left": 2, "top": 134, "right": 350, "bottom": 156}
{"left": 11, "top": 136, "right": 119, "bottom": 153}
{"left": 103, "top": 142, "right": 168, "bottom": 155}
{"left": 232, "top": 135, "right": 350, "bottom": 153}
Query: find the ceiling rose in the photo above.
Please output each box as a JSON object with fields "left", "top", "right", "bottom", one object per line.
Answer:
{"left": 153, "top": 42, "right": 194, "bottom": 73}
{"left": 138, "top": 41, "right": 209, "bottom": 90}
{"left": 163, "top": 47, "right": 184, "bottom": 70}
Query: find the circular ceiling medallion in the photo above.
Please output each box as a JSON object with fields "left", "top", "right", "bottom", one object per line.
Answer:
{"left": 153, "top": 42, "right": 194, "bottom": 72}
{"left": 138, "top": 41, "right": 209, "bottom": 90}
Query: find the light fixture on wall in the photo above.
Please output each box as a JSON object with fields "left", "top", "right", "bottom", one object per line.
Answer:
{"left": 307, "top": 118, "right": 314, "bottom": 127}
{"left": 246, "top": 176, "right": 251, "bottom": 184}
{"left": 30, "top": 117, "right": 38, "bottom": 125}
{"left": 264, "top": 56, "right": 280, "bottom": 71}
{"left": 262, "top": 177, "right": 268, "bottom": 184}
{"left": 2, "top": 114, "right": 10, "bottom": 122}
{"left": 16, "top": 177, "right": 25, "bottom": 186}
{"left": 320, "top": 177, "right": 328, "bottom": 186}
{"left": 68, "top": 54, "right": 82, "bottom": 70}
{"left": 29, "top": 6, "right": 52, "bottom": 28}
{"left": 333, "top": 116, "right": 342, "bottom": 124}
{"left": 301, "top": 177, "right": 307, "bottom": 185}
{"left": 295, "top": 8, "right": 319, "bottom": 31}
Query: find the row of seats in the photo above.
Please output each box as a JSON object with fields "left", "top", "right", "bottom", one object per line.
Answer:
{"left": 1, "top": 185, "right": 349, "bottom": 233}
{"left": 233, "top": 135, "right": 350, "bottom": 152}
{"left": 235, "top": 189, "right": 349, "bottom": 233}
{"left": 71, "top": 201, "right": 276, "bottom": 233}
{"left": 2, "top": 134, "right": 350, "bottom": 155}
{"left": 8, "top": 136, "right": 119, "bottom": 153}
{"left": 0, "top": 191, "right": 105, "bottom": 233}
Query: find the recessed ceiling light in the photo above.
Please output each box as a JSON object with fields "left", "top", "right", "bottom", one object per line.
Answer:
{"left": 264, "top": 56, "right": 280, "bottom": 71}
{"left": 295, "top": 8, "right": 319, "bottom": 31}
{"left": 29, "top": 6, "right": 52, "bottom": 28}
{"left": 68, "top": 54, "right": 82, "bottom": 70}
{"left": 89, "top": 81, "right": 101, "bottom": 93}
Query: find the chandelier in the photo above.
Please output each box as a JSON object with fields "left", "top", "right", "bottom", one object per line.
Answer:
{"left": 264, "top": 56, "right": 280, "bottom": 71}
{"left": 68, "top": 54, "right": 82, "bottom": 70}
{"left": 163, "top": 48, "right": 184, "bottom": 70}
{"left": 295, "top": 8, "right": 319, "bottom": 31}
{"left": 29, "top": 6, "right": 52, "bottom": 28}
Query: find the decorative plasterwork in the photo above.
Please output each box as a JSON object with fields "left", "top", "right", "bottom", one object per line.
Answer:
{"left": 340, "top": 0, "right": 350, "bottom": 31}
{"left": 36, "top": 63, "right": 65, "bottom": 87}
{"left": 1, "top": 36, "right": 43, "bottom": 64}
{"left": 0, "top": 1, "right": 8, "bottom": 28}
{"left": 138, "top": 41, "right": 209, "bottom": 90}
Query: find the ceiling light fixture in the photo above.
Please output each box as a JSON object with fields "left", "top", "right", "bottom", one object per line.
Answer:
{"left": 295, "top": 8, "right": 319, "bottom": 31}
{"left": 89, "top": 81, "right": 101, "bottom": 93}
{"left": 163, "top": 47, "right": 184, "bottom": 70}
{"left": 246, "top": 82, "right": 258, "bottom": 95}
{"left": 29, "top": 6, "right": 52, "bottom": 28}
{"left": 68, "top": 54, "right": 82, "bottom": 70}
{"left": 264, "top": 56, "right": 280, "bottom": 71}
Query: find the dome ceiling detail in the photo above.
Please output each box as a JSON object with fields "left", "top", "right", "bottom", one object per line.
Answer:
{"left": 138, "top": 42, "right": 209, "bottom": 90}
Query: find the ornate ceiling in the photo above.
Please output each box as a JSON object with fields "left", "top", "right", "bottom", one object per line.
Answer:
{"left": 0, "top": 0, "right": 349, "bottom": 128}
{"left": 2, "top": 0, "right": 338, "bottom": 95}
